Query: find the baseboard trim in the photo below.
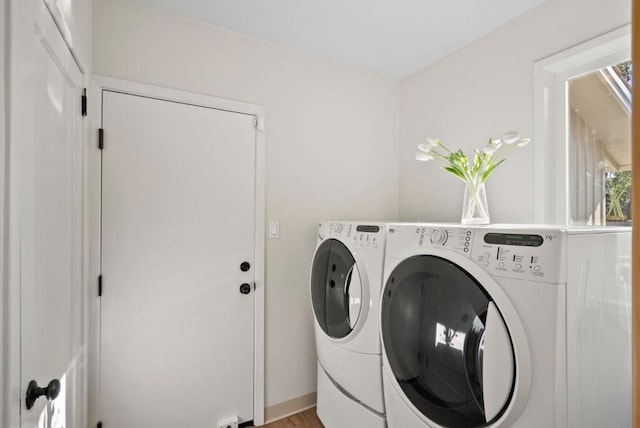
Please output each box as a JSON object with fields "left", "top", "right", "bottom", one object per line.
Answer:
{"left": 263, "top": 392, "right": 317, "bottom": 424}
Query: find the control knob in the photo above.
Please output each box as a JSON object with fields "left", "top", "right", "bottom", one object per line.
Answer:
{"left": 430, "top": 229, "right": 448, "bottom": 246}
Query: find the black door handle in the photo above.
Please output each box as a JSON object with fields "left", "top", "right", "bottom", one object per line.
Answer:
{"left": 239, "top": 283, "right": 252, "bottom": 294}
{"left": 26, "top": 379, "right": 61, "bottom": 410}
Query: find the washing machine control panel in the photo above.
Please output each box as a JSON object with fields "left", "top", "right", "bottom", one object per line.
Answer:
{"left": 471, "top": 230, "right": 564, "bottom": 283}
{"left": 393, "top": 224, "right": 565, "bottom": 283}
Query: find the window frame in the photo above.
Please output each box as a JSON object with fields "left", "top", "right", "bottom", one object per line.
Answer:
{"left": 533, "top": 25, "right": 631, "bottom": 224}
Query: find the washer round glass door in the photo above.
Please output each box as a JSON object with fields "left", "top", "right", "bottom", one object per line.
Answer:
{"left": 381, "top": 255, "right": 515, "bottom": 428}
{"left": 311, "top": 239, "right": 363, "bottom": 339}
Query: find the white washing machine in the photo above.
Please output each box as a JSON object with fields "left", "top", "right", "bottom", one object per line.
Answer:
{"left": 310, "top": 222, "right": 387, "bottom": 428}
{"left": 380, "top": 223, "right": 631, "bottom": 428}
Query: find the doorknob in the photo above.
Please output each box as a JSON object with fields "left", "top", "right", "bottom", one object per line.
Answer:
{"left": 25, "top": 379, "right": 61, "bottom": 410}
{"left": 239, "top": 283, "right": 252, "bottom": 294}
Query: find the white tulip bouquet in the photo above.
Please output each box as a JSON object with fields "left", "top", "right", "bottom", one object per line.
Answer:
{"left": 415, "top": 131, "right": 530, "bottom": 223}
{"left": 415, "top": 131, "right": 530, "bottom": 184}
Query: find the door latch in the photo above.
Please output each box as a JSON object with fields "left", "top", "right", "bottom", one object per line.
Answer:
{"left": 25, "top": 379, "right": 61, "bottom": 410}
{"left": 239, "top": 283, "right": 252, "bottom": 295}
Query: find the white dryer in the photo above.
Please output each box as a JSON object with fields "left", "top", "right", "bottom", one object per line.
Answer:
{"left": 380, "top": 223, "right": 631, "bottom": 428}
{"left": 311, "top": 222, "right": 387, "bottom": 428}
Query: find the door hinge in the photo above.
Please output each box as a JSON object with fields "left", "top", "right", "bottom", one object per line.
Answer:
{"left": 81, "top": 88, "right": 87, "bottom": 116}
{"left": 97, "top": 422, "right": 103, "bottom": 428}
{"left": 98, "top": 275, "right": 103, "bottom": 297}
{"left": 253, "top": 116, "right": 264, "bottom": 131}
{"left": 98, "top": 128, "right": 104, "bottom": 150}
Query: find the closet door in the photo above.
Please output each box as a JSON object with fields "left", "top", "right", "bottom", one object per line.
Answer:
{"left": 100, "top": 90, "right": 257, "bottom": 427}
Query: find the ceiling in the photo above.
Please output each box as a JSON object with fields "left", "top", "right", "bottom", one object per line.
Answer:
{"left": 133, "top": 0, "right": 548, "bottom": 79}
{"left": 570, "top": 70, "right": 631, "bottom": 171}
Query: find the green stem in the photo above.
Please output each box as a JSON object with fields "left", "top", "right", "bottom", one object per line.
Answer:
{"left": 464, "top": 181, "right": 489, "bottom": 221}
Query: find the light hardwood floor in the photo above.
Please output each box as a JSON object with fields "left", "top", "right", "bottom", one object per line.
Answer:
{"left": 257, "top": 407, "right": 324, "bottom": 428}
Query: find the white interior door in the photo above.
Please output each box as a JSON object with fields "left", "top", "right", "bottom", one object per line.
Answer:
{"left": 18, "top": 3, "right": 84, "bottom": 428}
{"left": 100, "top": 91, "right": 257, "bottom": 427}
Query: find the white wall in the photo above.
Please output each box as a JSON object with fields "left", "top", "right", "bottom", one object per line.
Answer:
{"left": 92, "top": 0, "right": 399, "bottom": 409}
{"left": 399, "top": 0, "right": 630, "bottom": 223}
{"left": 44, "top": 0, "right": 92, "bottom": 72}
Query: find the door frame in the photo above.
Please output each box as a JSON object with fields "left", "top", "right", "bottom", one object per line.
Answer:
{"left": 631, "top": 1, "right": 639, "bottom": 426}
{"left": 87, "top": 75, "right": 266, "bottom": 426}
{"left": 3, "top": 1, "right": 88, "bottom": 427}
{"left": 1, "top": 0, "right": 8, "bottom": 426}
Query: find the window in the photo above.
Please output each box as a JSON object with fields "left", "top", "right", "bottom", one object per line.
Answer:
{"left": 534, "top": 26, "right": 631, "bottom": 226}
{"left": 568, "top": 61, "right": 632, "bottom": 225}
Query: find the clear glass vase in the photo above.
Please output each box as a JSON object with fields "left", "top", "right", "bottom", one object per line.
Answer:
{"left": 461, "top": 182, "right": 490, "bottom": 225}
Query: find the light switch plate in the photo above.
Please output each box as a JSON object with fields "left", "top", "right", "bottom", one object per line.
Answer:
{"left": 269, "top": 220, "right": 280, "bottom": 238}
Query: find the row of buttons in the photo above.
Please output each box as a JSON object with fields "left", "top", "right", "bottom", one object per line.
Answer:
{"left": 416, "top": 228, "right": 428, "bottom": 247}
{"left": 454, "top": 230, "right": 472, "bottom": 253}
{"left": 493, "top": 261, "right": 538, "bottom": 270}
{"left": 353, "top": 233, "right": 379, "bottom": 248}
{"left": 479, "top": 259, "right": 543, "bottom": 273}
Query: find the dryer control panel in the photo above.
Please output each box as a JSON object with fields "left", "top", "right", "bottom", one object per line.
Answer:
{"left": 318, "top": 222, "right": 385, "bottom": 251}
{"left": 388, "top": 224, "right": 566, "bottom": 284}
